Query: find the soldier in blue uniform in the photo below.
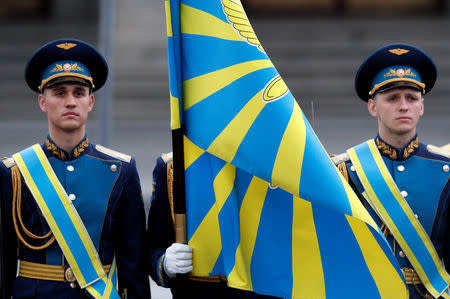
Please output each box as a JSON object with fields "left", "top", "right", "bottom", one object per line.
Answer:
{"left": 332, "top": 44, "right": 450, "bottom": 299}
{"left": 147, "top": 153, "right": 279, "bottom": 299}
{"left": 0, "top": 39, "right": 150, "bottom": 298}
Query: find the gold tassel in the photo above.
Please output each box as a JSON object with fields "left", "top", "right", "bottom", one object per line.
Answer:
{"left": 12, "top": 165, "right": 55, "bottom": 250}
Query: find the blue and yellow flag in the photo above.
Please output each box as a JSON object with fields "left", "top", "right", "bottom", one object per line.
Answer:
{"left": 165, "top": 0, "right": 408, "bottom": 298}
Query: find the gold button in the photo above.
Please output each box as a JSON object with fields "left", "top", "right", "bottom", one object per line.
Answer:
{"left": 415, "top": 214, "right": 418, "bottom": 219}
{"left": 68, "top": 194, "right": 76, "bottom": 201}
{"left": 350, "top": 165, "right": 356, "bottom": 172}
{"left": 67, "top": 165, "right": 74, "bottom": 172}
{"left": 111, "top": 164, "right": 117, "bottom": 172}
{"left": 65, "top": 267, "right": 76, "bottom": 282}
{"left": 444, "top": 165, "right": 449, "bottom": 172}
{"left": 397, "top": 165, "right": 405, "bottom": 172}
{"left": 399, "top": 251, "right": 406, "bottom": 258}
{"left": 400, "top": 190, "right": 408, "bottom": 198}
{"left": 70, "top": 282, "right": 76, "bottom": 288}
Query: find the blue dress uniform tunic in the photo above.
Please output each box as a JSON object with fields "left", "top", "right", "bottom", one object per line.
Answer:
{"left": 147, "top": 154, "right": 279, "bottom": 299}
{"left": 334, "top": 136, "right": 450, "bottom": 299}
{"left": 0, "top": 137, "right": 150, "bottom": 298}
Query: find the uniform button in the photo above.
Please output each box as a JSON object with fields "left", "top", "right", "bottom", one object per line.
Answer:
{"left": 68, "top": 194, "right": 76, "bottom": 201}
{"left": 444, "top": 165, "right": 449, "bottom": 172}
{"left": 70, "top": 282, "right": 76, "bottom": 288}
{"left": 397, "top": 165, "right": 405, "bottom": 172}
{"left": 110, "top": 164, "right": 117, "bottom": 172}
{"left": 67, "top": 165, "right": 74, "bottom": 172}
{"left": 414, "top": 214, "right": 419, "bottom": 219}
{"left": 399, "top": 251, "right": 406, "bottom": 258}
{"left": 400, "top": 190, "right": 408, "bottom": 197}
{"left": 350, "top": 165, "right": 356, "bottom": 172}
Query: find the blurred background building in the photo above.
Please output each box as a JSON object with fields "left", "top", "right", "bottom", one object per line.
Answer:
{"left": 1, "top": 0, "right": 449, "bottom": 297}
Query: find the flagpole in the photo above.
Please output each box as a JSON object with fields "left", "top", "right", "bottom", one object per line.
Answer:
{"left": 172, "top": 128, "right": 187, "bottom": 244}
{"left": 167, "top": 0, "right": 187, "bottom": 244}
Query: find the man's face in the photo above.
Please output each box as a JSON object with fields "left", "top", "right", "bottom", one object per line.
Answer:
{"left": 38, "top": 83, "right": 94, "bottom": 133}
{"left": 368, "top": 87, "right": 424, "bottom": 137}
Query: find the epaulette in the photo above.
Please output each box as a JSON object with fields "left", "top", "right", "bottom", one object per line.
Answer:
{"left": 426, "top": 144, "right": 450, "bottom": 159}
{"left": 95, "top": 145, "right": 131, "bottom": 163}
{"left": 331, "top": 152, "right": 350, "bottom": 165}
{"left": 161, "top": 152, "right": 173, "bottom": 164}
{"left": 441, "top": 143, "right": 450, "bottom": 152}
{"left": 2, "top": 157, "right": 16, "bottom": 168}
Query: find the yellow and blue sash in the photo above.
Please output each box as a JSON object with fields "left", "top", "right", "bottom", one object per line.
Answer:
{"left": 348, "top": 139, "right": 450, "bottom": 298}
{"left": 13, "top": 144, "right": 119, "bottom": 299}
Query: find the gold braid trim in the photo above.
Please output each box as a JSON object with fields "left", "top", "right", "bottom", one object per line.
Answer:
{"left": 45, "top": 139, "right": 66, "bottom": 160}
{"left": 12, "top": 165, "right": 56, "bottom": 250}
{"left": 403, "top": 137, "right": 419, "bottom": 159}
{"left": 376, "top": 138, "right": 398, "bottom": 160}
{"left": 73, "top": 138, "right": 89, "bottom": 158}
{"left": 336, "top": 161, "right": 349, "bottom": 182}
{"left": 380, "top": 223, "right": 397, "bottom": 254}
{"left": 166, "top": 160, "right": 176, "bottom": 229}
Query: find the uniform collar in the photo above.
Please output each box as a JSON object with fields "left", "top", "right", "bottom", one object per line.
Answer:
{"left": 45, "top": 135, "right": 89, "bottom": 160}
{"left": 375, "top": 134, "right": 419, "bottom": 161}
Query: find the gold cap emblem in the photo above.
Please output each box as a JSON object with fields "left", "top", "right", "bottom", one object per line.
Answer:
{"left": 57, "top": 43, "right": 77, "bottom": 50}
{"left": 389, "top": 48, "right": 409, "bottom": 56}
{"left": 63, "top": 63, "right": 72, "bottom": 72}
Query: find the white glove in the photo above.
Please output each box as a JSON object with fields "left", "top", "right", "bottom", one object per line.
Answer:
{"left": 163, "top": 243, "right": 193, "bottom": 278}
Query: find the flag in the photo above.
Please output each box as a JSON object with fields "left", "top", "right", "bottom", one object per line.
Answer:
{"left": 165, "top": 0, "right": 409, "bottom": 298}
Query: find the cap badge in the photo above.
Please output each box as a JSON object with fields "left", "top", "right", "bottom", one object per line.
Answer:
{"left": 56, "top": 43, "right": 77, "bottom": 50}
{"left": 50, "top": 63, "right": 84, "bottom": 73}
{"left": 389, "top": 48, "right": 409, "bottom": 56}
{"left": 384, "top": 68, "right": 416, "bottom": 78}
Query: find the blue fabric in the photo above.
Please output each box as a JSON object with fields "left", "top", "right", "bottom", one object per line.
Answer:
{"left": 0, "top": 139, "right": 150, "bottom": 299}
{"left": 344, "top": 138, "right": 450, "bottom": 278}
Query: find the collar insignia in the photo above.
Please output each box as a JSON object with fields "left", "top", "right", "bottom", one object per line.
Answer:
{"left": 46, "top": 137, "right": 89, "bottom": 160}
{"left": 376, "top": 136, "right": 419, "bottom": 160}
{"left": 389, "top": 48, "right": 409, "bottom": 56}
{"left": 56, "top": 43, "right": 77, "bottom": 50}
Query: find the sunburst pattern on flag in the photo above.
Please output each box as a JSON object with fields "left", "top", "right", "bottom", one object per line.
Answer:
{"left": 165, "top": 0, "right": 408, "bottom": 297}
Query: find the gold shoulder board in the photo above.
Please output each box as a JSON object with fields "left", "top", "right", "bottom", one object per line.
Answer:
{"left": 427, "top": 144, "right": 450, "bottom": 159}
{"left": 331, "top": 153, "right": 350, "bottom": 165}
{"left": 2, "top": 157, "right": 16, "bottom": 168}
{"left": 441, "top": 143, "right": 450, "bottom": 152}
{"left": 161, "top": 152, "right": 173, "bottom": 164}
{"left": 95, "top": 145, "right": 131, "bottom": 163}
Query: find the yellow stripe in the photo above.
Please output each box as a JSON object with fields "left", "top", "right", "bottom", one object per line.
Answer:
{"left": 188, "top": 205, "right": 222, "bottom": 276}
{"left": 170, "top": 93, "right": 181, "bottom": 130}
{"left": 180, "top": 4, "right": 242, "bottom": 41}
{"left": 103, "top": 258, "right": 117, "bottom": 298}
{"left": 165, "top": 0, "right": 173, "bottom": 38}
{"left": 33, "top": 145, "right": 105, "bottom": 281}
{"left": 183, "top": 59, "right": 273, "bottom": 110}
{"left": 13, "top": 151, "right": 90, "bottom": 286}
{"left": 366, "top": 140, "right": 450, "bottom": 295}
{"left": 291, "top": 196, "right": 325, "bottom": 299}
{"left": 227, "top": 176, "right": 268, "bottom": 291}
{"left": 346, "top": 215, "right": 409, "bottom": 299}
{"left": 183, "top": 136, "right": 205, "bottom": 170}
{"left": 207, "top": 89, "right": 266, "bottom": 162}
{"left": 213, "top": 163, "right": 236, "bottom": 210}
{"left": 337, "top": 170, "right": 378, "bottom": 230}
{"left": 271, "top": 103, "right": 305, "bottom": 197}
{"left": 85, "top": 285, "right": 102, "bottom": 299}
{"left": 189, "top": 163, "right": 236, "bottom": 275}
{"left": 347, "top": 147, "right": 435, "bottom": 296}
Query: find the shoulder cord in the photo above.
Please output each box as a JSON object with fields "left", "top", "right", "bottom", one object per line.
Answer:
{"left": 11, "top": 165, "right": 55, "bottom": 250}
{"left": 166, "top": 161, "right": 176, "bottom": 229}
